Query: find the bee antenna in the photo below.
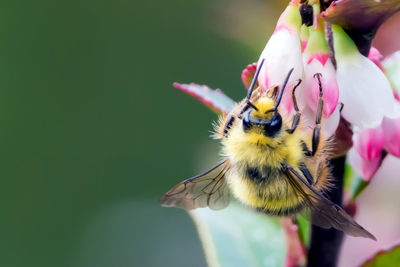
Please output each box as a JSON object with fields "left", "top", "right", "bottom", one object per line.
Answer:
{"left": 245, "top": 58, "right": 265, "bottom": 111}
{"left": 274, "top": 68, "right": 294, "bottom": 110}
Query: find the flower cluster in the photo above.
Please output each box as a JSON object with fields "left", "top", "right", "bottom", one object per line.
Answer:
{"left": 242, "top": 0, "right": 400, "bottom": 181}
{"left": 348, "top": 49, "right": 400, "bottom": 181}
{"left": 241, "top": 0, "right": 400, "bottom": 137}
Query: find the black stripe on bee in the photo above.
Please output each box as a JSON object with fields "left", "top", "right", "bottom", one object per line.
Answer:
{"left": 256, "top": 202, "right": 305, "bottom": 216}
{"left": 246, "top": 166, "right": 278, "bottom": 182}
{"left": 246, "top": 167, "right": 263, "bottom": 181}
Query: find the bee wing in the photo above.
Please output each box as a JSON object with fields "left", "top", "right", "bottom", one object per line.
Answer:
{"left": 285, "top": 165, "right": 376, "bottom": 240}
{"left": 159, "top": 160, "right": 231, "bottom": 210}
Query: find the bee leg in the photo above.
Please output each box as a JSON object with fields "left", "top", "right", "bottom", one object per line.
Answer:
{"left": 299, "top": 163, "right": 313, "bottom": 185}
{"left": 301, "top": 141, "right": 312, "bottom": 157}
{"left": 223, "top": 102, "right": 253, "bottom": 137}
{"left": 223, "top": 114, "right": 236, "bottom": 137}
{"left": 284, "top": 163, "right": 330, "bottom": 203}
{"left": 311, "top": 73, "right": 324, "bottom": 156}
{"left": 287, "top": 79, "right": 302, "bottom": 134}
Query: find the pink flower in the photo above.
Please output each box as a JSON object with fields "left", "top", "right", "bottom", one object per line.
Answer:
{"left": 349, "top": 108, "right": 400, "bottom": 181}
{"left": 354, "top": 127, "right": 384, "bottom": 161}
{"left": 382, "top": 117, "right": 400, "bottom": 157}
{"left": 348, "top": 148, "right": 381, "bottom": 181}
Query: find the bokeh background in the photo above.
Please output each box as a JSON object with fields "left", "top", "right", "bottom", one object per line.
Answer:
{"left": 1, "top": 0, "right": 400, "bottom": 266}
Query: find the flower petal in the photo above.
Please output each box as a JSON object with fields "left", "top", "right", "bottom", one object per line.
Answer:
{"left": 382, "top": 116, "right": 400, "bottom": 157}
{"left": 368, "top": 47, "right": 384, "bottom": 71}
{"left": 333, "top": 25, "right": 400, "bottom": 129}
{"left": 241, "top": 63, "right": 257, "bottom": 90}
{"left": 303, "top": 59, "right": 339, "bottom": 117}
{"left": 321, "top": 106, "right": 340, "bottom": 138}
{"left": 257, "top": 3, "right": 303, "bottom": 96}
{"left": 258, "top": 28, "right": 303, "bottom": 91}
{"left": 337, "top": 55, "right": 400, "bottom": 129}
{"left": 353, "top": 126, "right": 384, "bottom": 161}
{"left": 296, "top": 105, "right": 339, "bottom": 138}
{"left": 348, "top": 148, "right": 380, "bottom": 181}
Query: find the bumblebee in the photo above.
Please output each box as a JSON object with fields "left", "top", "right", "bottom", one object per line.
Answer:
{"left": 160, "top": 59, "right": 375, "bottom": 240}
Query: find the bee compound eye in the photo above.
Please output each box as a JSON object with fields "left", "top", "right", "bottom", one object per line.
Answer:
{"left": 242, "top": 109, "right": 252, "bottom": 132}
{"left": 264, "top": 113, "right": 282, "bottom": 137}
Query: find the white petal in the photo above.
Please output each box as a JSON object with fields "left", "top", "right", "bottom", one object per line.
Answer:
{"left": 258, "top": 28, "right": 303, "bottom": 90}
{"left": 321, "top": 106, "right": 340, "bottom": 138}
{"left": 337, "top": 54, "right": 400, "bottom": 129}
{"left": 298, "top": 105, "right": 340, "bottom": 138}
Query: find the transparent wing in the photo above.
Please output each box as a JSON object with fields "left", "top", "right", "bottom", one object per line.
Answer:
{"left": 159, "top": 160, "right": 231, "bottom": 210}
{"left": 285, "top": 165, "right": 376, "bottom": 240}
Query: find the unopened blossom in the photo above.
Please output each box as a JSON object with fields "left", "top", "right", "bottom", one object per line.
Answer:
{"left": 301, "top": 8, "right": 339, "bottom": 136}
{"left": 257, "top": 2, "right": 303, "bottom": 114}
{"left": 332, "top": 25, "right": 400, "bottom": 130}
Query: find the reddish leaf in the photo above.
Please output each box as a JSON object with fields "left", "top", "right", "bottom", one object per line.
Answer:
{"left": 361, "top": 243, "right": 400, "bottom": 267}
{"left": 241, "top": 62, "right": 257, "bottom": 90}
{"left": 323, "top": 0, "right": 400, "bottom": 30}
{"left": 281, "top": 218, "right": 306, "bottom": 267}
{"left": 173, "top": 82, "right": 236, "bottom": 115}
{"left": 322, "top": 0, "right": 400, "bottom": 56}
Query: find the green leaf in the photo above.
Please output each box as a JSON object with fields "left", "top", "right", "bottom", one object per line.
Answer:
{"left": 350, "top": 176, "right": 370, "bottom": 201}
{"left": 189, "top": 202, "right": 285, "bottom": 267}
{"left": 322, "top": 0, "right": 400, "bottom": 56}
{"left": 343, "top": 162, "right": 355, "bottom": 192}
{"left": 361, "top": 244, "right": 400, "bottom": 267}
{"left": 295, "top": 215, "right": 310, "bottom": 248}
{"left": 173, "top": 82, "right": 236, "bottom": 115}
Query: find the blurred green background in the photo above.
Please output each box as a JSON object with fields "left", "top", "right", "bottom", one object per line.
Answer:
{"left": 0, "top": 0, "right": 283, "bottom": 266}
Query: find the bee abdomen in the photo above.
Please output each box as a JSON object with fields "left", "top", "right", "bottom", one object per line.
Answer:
{"left": 256, "top": 202, "right": 305, "bottom": 216}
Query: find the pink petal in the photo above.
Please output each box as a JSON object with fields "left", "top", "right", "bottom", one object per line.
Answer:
{"left": 303, "top": 59, "right": 339, "bottom": 117}
{"left": 348, "top": 148, "right": 381, "bottom": 181}
{"left": 354, "top": 126, "right": 384, "bottom": 161}
{"left": 368, "top": 47, "right": 385, "bottom": 71}
{"left": 394, "top": 91, "right": 400, "bottom": 102}
{"left": 306, "top": 53, "right": 329, "bottom": 66}
{"left": 301, "top": 40, "right": 307, "bottom": 53}
{"left": 382, "top": 117, "right": 400, "bottom": 157}
{"left": 281, "top": 218, "right": 306, "bottom": 267}
{"left": 241, "top": 63, "right": 257, "bottom": 90}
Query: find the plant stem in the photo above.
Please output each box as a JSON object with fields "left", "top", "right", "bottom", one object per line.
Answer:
{"left": 306, "top": 156, "right": 345, "bottom": 267}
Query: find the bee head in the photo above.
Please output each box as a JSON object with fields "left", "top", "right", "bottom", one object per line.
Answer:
{"left": 239, "top": 63, "right": 293, "bottom": 138}
{"left": 242, "top": 108, "right": 282, "bottom": 137}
